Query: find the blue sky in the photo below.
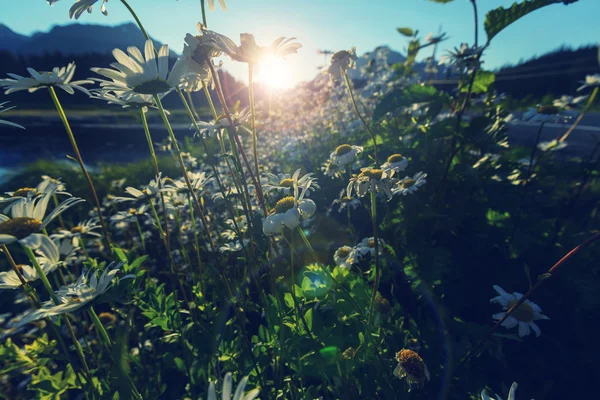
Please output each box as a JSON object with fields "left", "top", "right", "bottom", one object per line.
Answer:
{"left": 1, "top": 0, "right": 598, "bottom": 87}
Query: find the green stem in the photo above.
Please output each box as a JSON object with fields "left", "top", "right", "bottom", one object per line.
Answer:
{"left": 200, "top": 0, "right": 208, "bottom": 27}
{"left": 368, "top": 191, "right": 380, "bottom": 326}
{"left": 188, "top": 194, "right": 205, "bottom": 289}
{"left": 248, "top": 64, "right": 265, "bottom": 202}
{"left": 24, "top": 246, "right": 60, "bottom": 304}
{"left": 288, "top": 231, "right": 315, "bottom": 339}
{"left": 48, "top": 87, "right": 111, "bottom": 249}
{"left": 88, "top": 307, "right": 111, "bottom": 348}
{"left": 134, "top": 215, "right": 146, "bottom": 253}
{"left": 120, "top": 0, "right": 151, "bottom": 41}
{"left": 342, "top": 70, "right": 378, "bottom": 164}
{"left": 559, "top": 86, "right": 598, "bottom": 143}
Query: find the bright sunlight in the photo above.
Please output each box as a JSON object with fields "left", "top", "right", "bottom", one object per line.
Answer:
{"left": 256, "top": 54, "right": 294, "bottom": 89}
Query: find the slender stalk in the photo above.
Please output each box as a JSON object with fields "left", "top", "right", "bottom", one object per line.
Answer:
{"left": 48, "top": 87, "right": 111, "bottom": 249}
{"left": 471, "top": 0, "right": 479, "bottom": 48}
{"left": 200, "top": 0, "right": 208, "bottom": 27}
{"left": 134, "top": 215, "right": 146, "bottom": 253}
{"left": 459, "top": 231, "right": 600, "bottom": 368}
{"left": 140, "top": 108, "right": 172, "bottom": 252}
{"left": 248, "top": 64, "right": 265, "bottom": 202}
{"left": 287, "top": 231, "right": 315, "bottom": 339}
{"left": 188, "top": 194, "right": 205, "bottom": 288}
{"left": 207, "top": 61, "right": 268, "bottom": 215}
{"left": 368, "top": 191, "right": 381, "bottom": 326}
{"left": 88, "top": 307, "right": 111, "bottom": 348}
{"left": 120, "top": 0, "right": 151, "bottom": 41}
{"left": 153, "top": 94, "right": 217, "bottom": 253}
{"left": 559, "top": 86, "right": 598, "bottom": 143}
{"left": 342, "top": 70, "right": 378, "bottom": 164}
{"left": 52, "top": 194, "right": 67, "bottom": 230}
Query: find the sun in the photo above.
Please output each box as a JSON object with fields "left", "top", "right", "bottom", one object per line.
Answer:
{"left": 256, "top": 54, "right": 294, "bottom": 89}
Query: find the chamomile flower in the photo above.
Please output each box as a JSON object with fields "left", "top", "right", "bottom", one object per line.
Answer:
{"left": 356, "top": 237, "right": 386, "bottom": 257}
{"left": 481, "top": 382, "right": 520, "bottom": 400}
{"left": 207, "top": 372, "right": 260, "bottom": 400}
{"left": 347, "top": 167, "right": 396, "bottom": 200}
{"left": 392, "top": 172, "right": 427, "bottom": 196}
{"left": 219, "top": 240, "right": 250, "bottom": 253}
{"left": 262, "top": 186, "right": 316, "bottom": 235}
{"left": 51, "top": 218, "right": 102, "bottom": 241}
{"left": 0, "top": 195, "right": 84, "bottom": 248}
{"left": 328, "top": 48, "right": 357, "bottom": 82}
{"left": 537, "top": 139, "right": 568, "bottom": 152}
{"left": 0, "top": 264, "right": 42, "bottom": 290}
{"left": 490, "top": 285, "right": 549, "bottom": 337}
{"left": 553, "top": 95, "right": 588, "bottom": 109}
{"left": 225, "top": 33, "right": 301, "bottom": 66}
{"left": 521, "top": 105, "right": 573, "bottom": 123}
{"left": 577, "top": 74, "right": 600, "bottom": 91}
{"left": 333, "top": 246, "right": 357, "bottom": 269}
{"left": 112, "top": 175, "right": 169, "bottom": 203}
{"left": 440, "top": 43, "right": 484, "bottom": 72}
{"left": 321, "top": 159, "right": 345, "bottom": 179}
{"left": 14, "top": 262, "right": 134, "bottom": 328}
{"left": 262, "top": 169, "right": 320, "bottom": 196}
{"left": 91, "top": 40, "right": 186, "bottom": 96}
{"left": 0, "top": 63, "right": 92, "bottom": 95}
{"left": 380, "top": 153, "right": 408, "bottom": 173}
{"left": 0, "top": 235, "right": 59, "bottom": 289}
{"left": 0, "top": 102, "right": 25, "bottom": 130}
{"left": 47, "top": 0, "right": 109, "bottom": 19}
{"left": 1, "top": 177, "right": 68, "bottom": 213}
{"left": 328, "top": 191, "right": 361, "bottom": 214}
{"left": 330, "top": 144, "right": 363, "bottom": 166}
{"left": 89, "top": 90, "right": 160, "bottom": 111}
{"left": 393, "top": 349, "right": 431, "bottom": 392}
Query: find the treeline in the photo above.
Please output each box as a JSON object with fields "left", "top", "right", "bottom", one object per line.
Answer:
{"left": 494, "top": 45, "right": 600, "bottom": 99}
{"left": 0, "top": 50, "right": 249, "bottom": 111}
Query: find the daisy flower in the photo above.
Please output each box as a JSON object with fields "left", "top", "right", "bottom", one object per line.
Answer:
{"left": 0, "top": 102, "right": 25, "bottom": 130}
{"left": 47, "top": 0, "right": 109, "bottom": 19}
{"left": 14, "top": 262, "right": 134, "bottom": 328}
{"left": 179, "top": 24, "right": 237, "bottom": 78}
{"left": 440, "top": 43, "right": 484, "bottom": 72}
{"left": 207, "top": 372, "right": 260, "bottom": 400}
{"left": 91, "top": 40, "right": 187, "bottom": 96}
{"left": 0, "top": 63, "right": 92, "bottom": 95}
{"left": 393, "top": 349, "right": 431, "bottom": 392}
{"left": 380, "top": 153, "right": 408, "bottom": 173}
{"left": 330, "top": 144, "right": 363, "bottom": 166}
{"left": 537, "top": 139, "right": 567, "bottom": 152}
{"left": 553, "top": 95, "right": 588, "bottom": 109}
{"left": 321, "top": 159, "right": 345, "bottom": 179}
{"left": 490, "top": 285, "right": 549, "bottom": 337}
{"left": 262, "top": 186, "right": 316, "bottom": 235}
{"left": 225, "top": 33, "right": 301, "bottom": 66}
{"left": 328, "top": 191, "right": 361, "bottom": 214}
{"left": 89, "top": 90, "right": 160, "bottom": 111}
{"left": 0, "top": 195, "right": 84, "bottom": 248}
{"left": 51, "top": 218, "right": 102, "bottom": 241}
{"left": 112, "top": 175, "right": 170, "bottom": 203}
{"left": 0, "top": 235, "right": 60, "bottom": 289}
{"left": 577, "top": 74, "right": 600, "bottom": 91}
{"left": 1, "top": 176, "right": 69, "bottom": 213}
{"left": 328, "top": 48, "right": 357, "bottom": 82}
{"left": 333, "top": 245, "right": 357, "bottom": 269}
{"left": 521, "top": 105, "right": 573, "bottom": 124}
{"left": 347, "top": 167, "right": 396, "bottom": 200}
{"left": 481, "top": 382, "right": 519, "bottom": 400}
{"left": 356, "top": 237, "right": 386, "bottom": 258}
{"left": 206, "top": 0, "right": 227, "bottom": 11}
{"left": 262, "top": 168, "right": 320, "bottom": 196}
{"left": 392, "top": 172, "right": 427, "bottom": 196}
{"left": 219, "top": 239, "right": 250, "bottom": 253}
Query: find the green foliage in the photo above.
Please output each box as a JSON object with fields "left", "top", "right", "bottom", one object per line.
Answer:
{"left": 461, "top": 70, "right": 496, "bottom": 94}
{"left": 396, "top": 27, "right": 415, "bottom": 37}
{"left": 484, "top": 0, "right": 579, "bottom": 42}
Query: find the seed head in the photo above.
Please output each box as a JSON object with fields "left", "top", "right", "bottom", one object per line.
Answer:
{"left": 335, "top": 144, "right": 353, "bottom": 155}
{"left": 387, "top": 154, "right": 404, "bottom": 164}
{"left": 537, "top": 105, "right": 559, "bottom": 115}
{"left": 0, "top": 218, "right": 43, "bottom": 239}
{"left": 12, "top": 188, "right": 38, "bottom": 198}
{"left": 401, "top": 178, "right": 416, "bottom": 189}
{"left": 358, "top": 169, "right": 383, "bottom": 180}
{"left": 274, "top": 196, "right": 296, "bottom": 213}
{"left": 396, "top": 349, "right": 427, "bottom": 384}
{"left": 279, "top": 178, "right": 295, "bottom": 188}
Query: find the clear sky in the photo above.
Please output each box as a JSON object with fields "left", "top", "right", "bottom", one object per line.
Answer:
{"left": 1, "top": 0, "right": 599, "bottom": 88}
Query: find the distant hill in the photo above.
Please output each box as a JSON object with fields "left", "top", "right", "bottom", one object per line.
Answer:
{"left": 0, "top": 23, "right": 171, "bottom": 55}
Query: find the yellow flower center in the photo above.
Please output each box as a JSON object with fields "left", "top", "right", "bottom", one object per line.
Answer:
{"left": 507, "top": 299, "right": 535, "bottom": 322}
{"left": 358, "top": 169, "right": 383, "bottom": 180}
{"left": 537, "top": 105, "right": 559, "bottom": 115}
{"left": 279, "top": 178, "right": 295, "bottom": 188}
{"left": 129, "top": 208, "right": 137, "bottom": 215}
{"left": 340, "top": 197, "right": 352, "bottom": 203}
{"left": 387, "top": 154, "right": 404, "bottom": 164}
{"left": 71, "top": 226, "right": 84, "bottom": 233}
{"left": 12, "top": 188, "right": 38, "bottom": 198}
{"left": 367, "top": 239, "right": 375, "bottom": 248}
{"left": 396, "top": 349, "right": 426, "bottom": 382}
{"left": 274, "top": 196, "right": 296, "bottom": 213}
{"left": 336, "top": 247, "right": 350, "bottom": 258}
{"left": 402, "top": 178, "right": 416, "bottom": 188}
{"left": 0, "top": 218, "right": 43, "bottom": 239}
{"left": 335, "top": 144, "right": 353, "bottom": 155}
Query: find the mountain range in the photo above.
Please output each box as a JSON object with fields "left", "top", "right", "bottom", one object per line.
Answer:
{"left": 0, "top": 22, "right": 170, "bottom": 55}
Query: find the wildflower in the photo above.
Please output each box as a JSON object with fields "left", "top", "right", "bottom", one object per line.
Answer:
{"left": 393, "top": 349, "right": 430, "bottom": 391}
{"left": 89, "top": 90, "right": 160, "bottom": 111}
{"left": 356, "top": 237, "right": 385, "bottom": 257}
{"left": 392, "top": 172, "right": 427, "bottom": 196}
{"left": 219, "top": 240, "right": 249, "bottom": 253}
{"left": 481, "top": 382, "right": 520, "bottom": 400}
{"left": 0, "top": 264, "right": 42, "bottom": 290}
{"left": 330, "top": 144, "right": 363, "bottom": 166}
{"left": 329, "top": 192, "right": 361, "bottom": 214}
{"left": 0, "top": 102, "right": 24, "bottom": 129}
{"left": 1, "top": 176, "right": 69, "bottom": 212}
{"left": 47, "top": 0, "right": 109, "bottom": 19}
{"left": 333, "top": 246, "right": 357, "bottom": 269}
{"left": 440, "top": 43, "right": 484, "bottom": 72}
{"left": 577, "top": 74, "right": 600, "bottom": 91}
{"left": 0, "top": 236, "right": 60, "bottom": 289}
{"left": 110, "top": 204, "right": 151, "bottom": 223}
{"left": 262, "top": 169, "right": 319, "bottom": 196}
{"left": 490, "top": 285, "right": 549, "bottom": 337}
{"left": 51, "top": 218, "right": 102, "bottom": 241}
{"left": 207, "top": 372, "right": 260, "bottom": 400}
{"left": 14, "top": 262, "right": 134, "bottom": 328}
{"left": 0, "top": 195, "right": 83, "bottom": 248}
{"left": 347, "top": 167, "right": 396, "bottom": 200}
{"left": 0, "top": 63, "right": 92, "bottom": 95}
{"left": 537, "top": 139, "right": 567, "bottom": 152}
{"left": 262, "top": 187, "right": 316, "bottom": 235}
{"left": 321, "top": 159, "right": 345, "bottom": 179}
{"left": 380, "top": 153, "right": 408, "bottom": 173}
{"left": 112, "top": 175, "right": 169, "bottom": 203}
{"left": 180, "top": 24, "right": 237, "bottom": 78}
{"left": 225, "top": 33, "right": 301, "bottom": 66}
{"left": 521, "top": 105, "right": 573, "bottom": 123}
{"left": 91, "top": 40, "right": 186, "bottom": 96}
{"left": 553, "top": 95, "right": 588, "bottom": 109}
{"left": 328, "top": 48, "right": 357, "bottom": 82}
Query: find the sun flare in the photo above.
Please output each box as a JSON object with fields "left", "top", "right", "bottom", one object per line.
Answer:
{"left": 256, "top": 54, "right": 293, "bottom": 89}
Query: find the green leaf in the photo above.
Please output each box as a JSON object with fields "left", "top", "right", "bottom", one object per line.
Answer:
{"left": 283, "top": 293, "right": 294, "bottom": 309}
{"left": 396, "top": 27, "right": 414, "bottom": 37}
{"left": 460, "top": 70, "right": 495, "bottom": 94}
{"left": 304, "top": 309, "right": 313, "bottom": 331}
{"left": 484, "top": 0, "right": 578, "bottom": 42}
{"left": 113, "top": 247, "right": 128, "bottom": 263}
{"left": 174, "top": 357, "right": 187, "bottom": 373}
